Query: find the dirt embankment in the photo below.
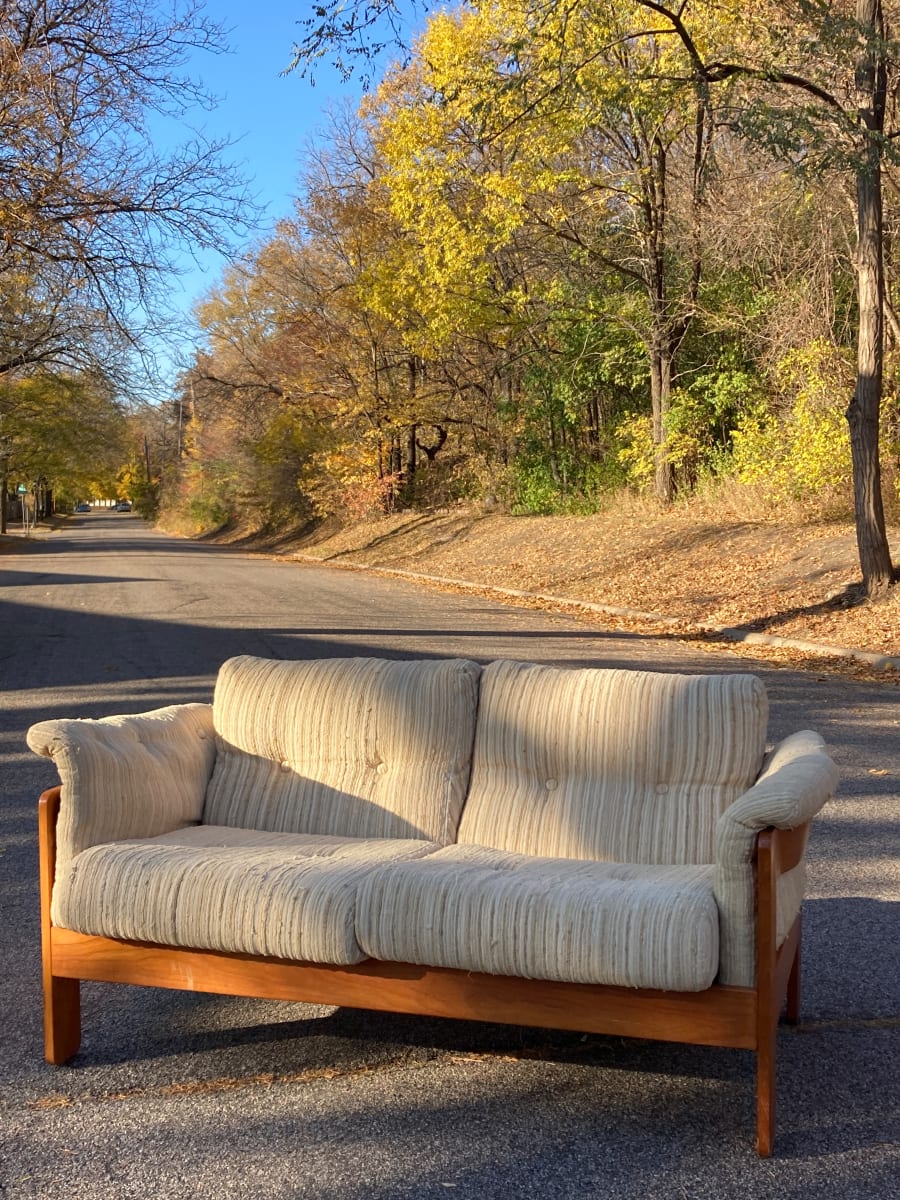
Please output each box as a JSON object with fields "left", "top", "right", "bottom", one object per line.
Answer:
{"left": 210, "top": 503, "right": 900, "bottom": 677}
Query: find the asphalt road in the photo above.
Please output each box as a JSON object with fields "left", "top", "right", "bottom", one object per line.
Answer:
{"left": 0, "top": 513, "right": 897, "bottom": 1198}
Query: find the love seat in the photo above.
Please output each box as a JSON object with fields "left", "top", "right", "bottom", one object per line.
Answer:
{"left": 28, "top": 654, "right": 838, "bottom": 1155}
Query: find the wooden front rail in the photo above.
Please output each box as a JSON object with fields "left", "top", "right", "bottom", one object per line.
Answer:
{"left": 39, "top": 786, "right": 808, "bottom": 1156}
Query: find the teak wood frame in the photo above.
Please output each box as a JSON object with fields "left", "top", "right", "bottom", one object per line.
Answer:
{"left": 39, "top": 786, "right": 808, "bottom": 1156}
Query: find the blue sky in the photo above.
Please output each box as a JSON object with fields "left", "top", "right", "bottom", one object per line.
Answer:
{"left": 153, "top": 1, "right": 367, "bottom": 381}
{"left": 147, "top": 0, "right": 427, "bottom": 384}
{"left": 146, "top": 1, "right": 428, "bottom": 389}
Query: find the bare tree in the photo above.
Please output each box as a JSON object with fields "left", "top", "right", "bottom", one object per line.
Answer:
{"left": 0, "top": 0, "right": 257, "bottom": 379}
{"left": 288, "top": 0, "right": 420, "bottom": 86}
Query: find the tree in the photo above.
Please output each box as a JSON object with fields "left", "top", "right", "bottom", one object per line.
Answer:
{"left": 0, "top": 0, "right": 255, "bottom": 379}
{"left": 291, "top": 0, "right": 898, "bottom": 596}
{"left": 0, "top": 0, "right": 257, "bottom": 530}
{"left": 289, "top": 0, "right": 422, "bottom": 87}
{"left": 631, "top": 0, "right": 895, "bottom": 593}
{"left": 363, "top": 2, "right": 723, "bottom": 503}
{"left": 2, "top": 371, "right": 129, "bottom": 511}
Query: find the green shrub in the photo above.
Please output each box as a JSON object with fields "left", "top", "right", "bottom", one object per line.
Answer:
{"left": 615, "top": 412, "right": 654, "bottom": 491}
{"left": 730, "top": 341, "right": 853, "bottom": 506}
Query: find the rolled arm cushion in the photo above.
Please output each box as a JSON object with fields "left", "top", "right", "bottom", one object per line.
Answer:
{"left": 27, "top": 704, "right": 216, "bottom": 874}
{"left": 715, "top": 730, "right": 839, "bottom": 986}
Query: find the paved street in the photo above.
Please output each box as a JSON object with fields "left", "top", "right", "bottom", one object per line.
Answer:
{"left": 1, "top": 513, "right": 897, "bottom": 1197}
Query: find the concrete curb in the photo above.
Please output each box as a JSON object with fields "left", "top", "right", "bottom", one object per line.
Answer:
{"left": 294, "top": 554, "right": 900, "bottom": 672}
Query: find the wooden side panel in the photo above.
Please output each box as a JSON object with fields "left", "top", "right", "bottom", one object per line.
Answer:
{"left": 770, "top": 822, "right": 811, "bottom": 876}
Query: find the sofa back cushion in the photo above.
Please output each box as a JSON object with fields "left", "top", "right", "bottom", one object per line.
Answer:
{"left": 457, "top": 660, "right": 768, "bottom": 865}
{"left": 203, "top": 655, "right": 481, "bottom": 843}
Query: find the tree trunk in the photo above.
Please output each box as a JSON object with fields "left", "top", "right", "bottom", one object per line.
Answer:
{"left": 406, "top": 357, "right": 419, "bottom": 488}
{"left": 650, "top": 340, "right": 676, "bottom": 504}
{"left": 849, "top": 0, "right": 895, "bottom": 596}
{"left": 404, "top": 422, "right": 417, "bottom": 486}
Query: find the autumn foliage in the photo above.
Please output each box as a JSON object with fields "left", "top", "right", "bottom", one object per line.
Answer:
{"left": 161, "top": 3, "right": 898, "bottom": 591}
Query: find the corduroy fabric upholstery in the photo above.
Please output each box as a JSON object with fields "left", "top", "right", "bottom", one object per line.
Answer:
{"left": 203, "top": 655, "right": 481, "bottom": 843}
{"left": 458, "top": 661, "right": 769, "bottom": 865}
{"left": 715, "top": 730, "right": 839, "bottom": 985}
{"left": 51, "top": 826, "right": 440, "bottom": 964}
{"left": 357, "top": 845, "right": 720, "bottom": 990}
{"left": 27, "top": 705, "right": 216, "bottom": 874}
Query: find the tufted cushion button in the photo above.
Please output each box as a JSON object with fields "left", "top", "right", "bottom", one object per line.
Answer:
{"left": 655, "top": 783, "right": 669, "bottom": 795}
{"left": 545, "top": 778, "right": 558, "bottom": 791}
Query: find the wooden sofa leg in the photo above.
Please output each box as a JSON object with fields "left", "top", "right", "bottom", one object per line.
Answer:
{"left": 44, "top": 974, "right": 81, "bottom": 1065}
{"left": 785, "top": 931, "right": 801, "bottom": 1026}
{"left": 756, "top": 1025, "right": 776, "bottom": 1157}
{"left": 755, "top": 827, "right": 778, "bottom": 1157}
{"left": 755, "top": 917, "right": 804, "bottom": 1153}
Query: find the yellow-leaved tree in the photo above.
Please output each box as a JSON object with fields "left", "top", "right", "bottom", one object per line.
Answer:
{"left": 362, "top": 0, "right": 735, "bottom": 503}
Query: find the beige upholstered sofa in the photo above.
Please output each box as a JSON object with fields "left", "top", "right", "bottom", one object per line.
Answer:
{"left": 29, "top": 654, "right": 838, "bottom": 1155}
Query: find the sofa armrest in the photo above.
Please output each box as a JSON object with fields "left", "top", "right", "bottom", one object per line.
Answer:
{"left": 713, "top": 730, "right": 838, "bottom": 987}
{"left": 27, "top": 704, "right": 216, "bottom": 874}
{"left": 716, "top": 731, "right": 839, "bottom": 864}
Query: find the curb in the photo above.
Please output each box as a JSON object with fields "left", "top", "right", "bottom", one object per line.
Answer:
{"left": 294, "top": 554, "right": 900, "bottom": 672}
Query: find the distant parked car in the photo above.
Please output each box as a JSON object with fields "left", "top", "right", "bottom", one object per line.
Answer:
{"left": 113, "top": 500, "right": 132, "bottom": 512}
{"left": 74, "top": 503, "right": 91, "bottom": 513}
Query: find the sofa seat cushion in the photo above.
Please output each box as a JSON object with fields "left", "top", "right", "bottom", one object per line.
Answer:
{"left": 458, "top": 660, "right": 769, "bottom": 865}
{"left": 356, "top": 845, "right": 720, "bottom": 991}
{"left": 51, "top": 826, "right": 440, "bottom": 965}
{"left": 203, "top": 655, "right": 481, "bottom": 844}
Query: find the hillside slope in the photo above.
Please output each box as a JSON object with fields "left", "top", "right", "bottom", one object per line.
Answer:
{"left": 214, "top": 504, "right": 900, "bottom": 675}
